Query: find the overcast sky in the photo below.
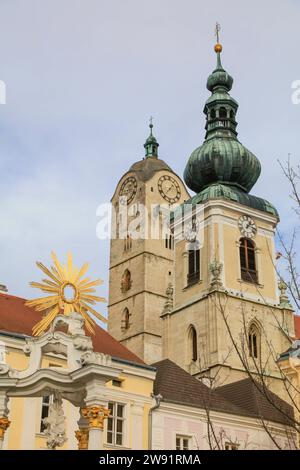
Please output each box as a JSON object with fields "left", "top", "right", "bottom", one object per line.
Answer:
{"left": 0, "top": 0, "right": 299, "bottom": 319}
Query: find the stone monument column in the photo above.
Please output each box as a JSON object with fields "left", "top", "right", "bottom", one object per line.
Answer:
{"left": 81, "top": 405, "right": 110, "bottom": 450}
{"left": 75, "top": 408, "right": 90, "bottom": 450}
{"left": 83, "top": 378, "right": 110, "bottom": 450}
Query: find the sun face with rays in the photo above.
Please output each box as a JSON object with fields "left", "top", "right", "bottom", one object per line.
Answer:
{"left": 26, "top": 252, "right": 107, "bottom": 336}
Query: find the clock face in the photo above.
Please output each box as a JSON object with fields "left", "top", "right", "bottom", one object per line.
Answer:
{"left": 238, "top": 215, "right": 257, "bottom": 238}
{"left": 119, "top": 177, "right": 137, "bottom": 205}
{"left": 158, "top": 175, "right": 181, "bottom": 204}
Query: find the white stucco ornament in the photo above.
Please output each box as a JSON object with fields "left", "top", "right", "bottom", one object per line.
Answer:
{"left": 43, "top": 392, "right": 67, "bottom": 450}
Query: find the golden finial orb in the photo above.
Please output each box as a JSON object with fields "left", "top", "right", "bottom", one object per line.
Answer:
{"left": 214, "top": 43, "right": 223, "bottom": 53}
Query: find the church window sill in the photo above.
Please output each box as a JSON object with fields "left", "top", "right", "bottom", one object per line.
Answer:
{"left": 183, "top": 280, "right": 203, "bottom": 291}
{"left": 103, "top": 443, "right": 131, "bottom": 450}
{"left": 237, "top": 278, "right": 264, "bottom": 289}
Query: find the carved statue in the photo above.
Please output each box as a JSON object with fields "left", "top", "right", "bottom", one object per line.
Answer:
{"left": 162, "top": 283, "right": 174, "bottom": 315}
{"left": 209, "top": 259, "right": 223, "bottom": 287}
{"left": 43, "top": 392, "right": 67, "bottom": 450}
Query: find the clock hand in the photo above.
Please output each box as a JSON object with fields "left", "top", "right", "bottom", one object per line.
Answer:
{"left": 166, "top": 185, "right": 174, "bottom": 194}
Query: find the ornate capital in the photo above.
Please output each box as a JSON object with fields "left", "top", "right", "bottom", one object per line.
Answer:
{"left": 0, "top": 417, "right": 10, "bottom": 440}
{"left": 81, "top": 406, "right": 110, "bottom": 430}
{"left": 75, "top": 429, "right": 89, "bottom": 450}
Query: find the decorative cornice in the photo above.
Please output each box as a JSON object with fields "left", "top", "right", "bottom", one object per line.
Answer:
{"left": 173, "top": 198, "right": 278, "bottom": 233}
{"left": 170, "top": 288, "right": 281, "bottom": 317}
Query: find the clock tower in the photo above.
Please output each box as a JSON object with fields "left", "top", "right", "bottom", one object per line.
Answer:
{"left": 108, "top": 123, "right": 189, "bottom": 363}
{"left": 161, "top": 41, "right": 295, "bottom": 392}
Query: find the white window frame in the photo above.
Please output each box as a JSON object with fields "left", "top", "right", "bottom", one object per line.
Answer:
{"left": 106, "top": 402, "right": 126, "bottom": 447}
{"left": 176, "top": 434, "right": 191, "bottom": 450}
{"left": 40, "top": 395, "right": 53, "bottom": 433}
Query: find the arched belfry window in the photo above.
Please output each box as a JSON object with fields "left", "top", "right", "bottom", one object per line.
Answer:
{"left": 239, "top": 238, "right": 257, "bottom": 283}
{"left": 248, "top": 323, "right": 260, "bottom": 359}
{"left": 188, "top": 326, "right": 198, "bottom": 362}
{"left": 124, "top": 234, "right": 132, "bottom": 252}
{"left": 187, "top": 243, "right": 200, "bottom": 286}
{"left": 121, "top": 308, "right": 130, "bottom": 331}
{"left": 219, "top": 107, "right": 227, "bottom": 118}
{"left": 210, "top": 109, "right": 216, "bottom": 119}
{"left": 165, "top": 233, "right": 174, "bottom": 250}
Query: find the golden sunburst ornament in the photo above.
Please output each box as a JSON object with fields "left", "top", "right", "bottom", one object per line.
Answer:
{"left": 26, "top": 252, "right": 107, "bottom": 336}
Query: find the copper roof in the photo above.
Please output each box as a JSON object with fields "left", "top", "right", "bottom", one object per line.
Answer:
{"left": 0, "top": 292, "right": 144, "bottom": 365}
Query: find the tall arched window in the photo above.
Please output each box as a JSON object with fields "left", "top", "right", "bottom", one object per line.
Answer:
{"left": 239, "top": 238, "right": 257, "bottom": 283}
{"left": 188, "top": 326, "right": 198, "bottom": 362}
{"left": 165, "top": 234, "right": 174, "bottom": 250}
{"left": 248, "top": 323, "right": 260, "bottom": 359}
{"left": 187, "top": 246, "right": 200, "bottom": 286}
{"left": 124, "top": 235, "right": 132, "bottom": 252}
{"left": 121, "top": 308, "right": 130, "bottom": 331}
{"left": 210, "top": 108, "right": 216, "bottom": 119}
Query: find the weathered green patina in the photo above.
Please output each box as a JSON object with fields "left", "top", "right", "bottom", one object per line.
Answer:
{"left": 185, "top": 137, "right": 261, "bottom": 194}
{"left": 183, "top": 45, "right": 276, "bottom": 217}
{"left": 185, "top": 183, "right": 278, "bottom": 216}
{"left": 144, "top": 121, "right": 159, "bottom": 158}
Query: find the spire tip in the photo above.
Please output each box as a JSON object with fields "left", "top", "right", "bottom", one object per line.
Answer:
{"left": 149, "top": 116, "right": 154, "bottom": 136}
{"left": 214, "top": 22, "right": 222, "bottom": 53}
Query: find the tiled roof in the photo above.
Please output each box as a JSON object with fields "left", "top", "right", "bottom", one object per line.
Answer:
{"left": 153, "top": 359, "right": 294, "bottom": 426}
{"left": 0, "top": 292, "right": 144, "bottom": 365}
{"left": 217, "top": 378, "right": 294, "bottom": 426}
{"left": 153, "top": 359, "right": 244, "bottom": 415}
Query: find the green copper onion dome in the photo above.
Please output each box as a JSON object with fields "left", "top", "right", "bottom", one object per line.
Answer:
{"left": 207, "top": 44, "right": 233, "bottom": 93}
{"left": 184, "top": 43, "right": 261, "bottom": 195}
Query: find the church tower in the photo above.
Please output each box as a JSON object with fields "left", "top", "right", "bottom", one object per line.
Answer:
{"left": 162, "top": 40, "right": 295, "bottom": 390}
{"left": 108, "top": 124, "right": 189, "bottom": 363}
